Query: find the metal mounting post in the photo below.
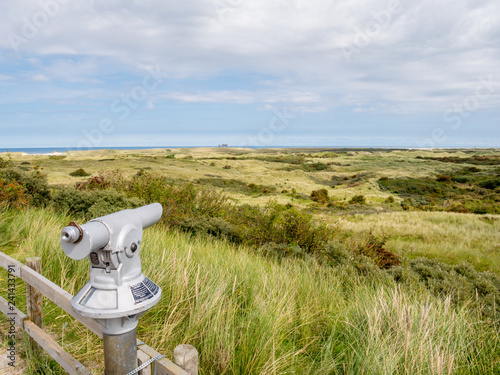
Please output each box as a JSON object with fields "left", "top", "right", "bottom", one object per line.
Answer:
{"left": 103, "top": 330, "right": 137, "bottom": 374}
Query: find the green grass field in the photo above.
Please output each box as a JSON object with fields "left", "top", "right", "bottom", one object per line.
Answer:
{"left": 1, "top": 147, "right": 499, "bottom": 374}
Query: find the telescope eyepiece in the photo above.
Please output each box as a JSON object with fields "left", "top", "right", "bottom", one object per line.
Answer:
{"left": 61, "top": 225, "right": 82, "bottom": 244}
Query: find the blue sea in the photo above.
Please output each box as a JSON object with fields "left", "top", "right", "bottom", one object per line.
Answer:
{"left": 2, "top": 145, "right": 485, "bottom": 155}
{"left": 1, "top": 146, "right": 401, "bottom": 154}
{"left": 2, "top": 146, "right": 273, "bottom": 154}
{"left": 2, "top": 146, "right": 180, "bottom": 154}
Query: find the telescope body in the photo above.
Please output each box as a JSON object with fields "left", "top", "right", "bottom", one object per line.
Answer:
{"left": 60, "top": 203, "right": 163, "bottom": 335}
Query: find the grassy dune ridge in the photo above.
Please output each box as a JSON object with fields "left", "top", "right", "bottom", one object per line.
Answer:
{"left": 0, "top": 207, "right": 498, "bottom": 374}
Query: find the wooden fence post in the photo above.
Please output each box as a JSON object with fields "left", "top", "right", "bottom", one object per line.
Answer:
{"left": 26, "top": 257, "right": 43, "bottom": 357}
{"left": 173, "top": 345, "right": 198, "bottom": 375}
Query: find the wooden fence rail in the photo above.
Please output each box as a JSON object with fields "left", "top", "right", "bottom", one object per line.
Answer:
{"left": 0, "top": 251, "right": 197, "bottom": 375}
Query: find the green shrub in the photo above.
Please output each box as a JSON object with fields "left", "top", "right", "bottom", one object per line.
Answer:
{"left": 376, "top": 176, "right": 500, "bottom": 213}
{"left": 75, "top": 176, "right": 111, "bottom": 190}
{"left": 232, "top": 202, "right": 332, "bottom": 251}
{"left": 339, "top": 232, "right": 400, "bottom": 269}
{"left": 389, "top": 258, "right": 500, "bottom": 320}
{"left": 0, "top": 178, "right": 28, "bottom": 209}
{"left": 349, "top": 195, "right": 366, "bottom": 204}
{"left": 0, "top": 156, "right": 12, "bottom": 168}
{"left": 421, "top": 155, "right": 500, "bottom": 165}
{"left": 479, "top": 178, "right": 500, "bottom": 190}
{"left": 93, "top": 171, "right": 230, "bottom": 224}
{"left": 311, "top": 189, "right": 329, "bottom": 204}
{"left": 385, "top": 196, "right": 395, "bottom": 203}
{"left": 178, "top": 216, "right": 241, "bottom": 243}
{"left": 164, "top": 154, "right": 175, "bottom": 159}
{"left": 256, "top": 155, "right": 306, "bottom": 164}
{"left": 318, "top": 152, "right": 339, "bottom": 158}
{"left": 256, "top": 242, "right": 309, "bottom": 262}
{"left": 0, "top": 167, "right": 51, "bottom": 207}
{"left": 73, "top": 172, "right": 335, "bottom": 251}
{"left": 436, "top": 174, "right": 452, "bottom": 182}
{"left": 52, "top": 187, "right": 145, "bottom": 219}
{"left": 302, "top": 162, "right": 329, "bottom": 172}
{"left": 452, "top": 175, "right": 472, "bottom": 183}
{"left": 314, "top": 240, "right": 390, "bottom": 281}
{"left": 69, "top": 168, "right": 90, "bottom": 177}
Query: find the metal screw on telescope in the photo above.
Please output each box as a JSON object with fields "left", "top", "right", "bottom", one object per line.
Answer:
{"left": 60, "top": 203, "right": 163, "bottom": 375}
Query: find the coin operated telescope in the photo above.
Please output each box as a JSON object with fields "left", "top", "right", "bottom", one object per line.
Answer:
{"left": 60, "top": 203, "right": 163, "bottom": 374}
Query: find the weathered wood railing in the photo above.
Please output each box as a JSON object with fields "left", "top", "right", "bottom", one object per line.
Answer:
{"left": 0, "top": 251, "right": 198, "bottom": 375}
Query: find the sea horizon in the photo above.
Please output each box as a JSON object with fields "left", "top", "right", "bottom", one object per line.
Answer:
{"left": 1, "top": 145, "right": 497, "bottom": 155}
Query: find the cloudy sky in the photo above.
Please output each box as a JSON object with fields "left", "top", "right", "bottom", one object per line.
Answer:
{"left": 1, "top": 0, "right": 499, "bottom": 149}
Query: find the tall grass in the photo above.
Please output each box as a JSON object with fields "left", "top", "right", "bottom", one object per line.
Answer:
{"left": 341, "top": 211, "right": 500, "bottom": 274}
{"left": 1, "top": 207, "right": 498, "bottom": 374}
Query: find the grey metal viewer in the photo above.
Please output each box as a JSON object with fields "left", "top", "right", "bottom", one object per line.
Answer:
{"left": 61, "top": 203, "right": 163, "bottom": 374}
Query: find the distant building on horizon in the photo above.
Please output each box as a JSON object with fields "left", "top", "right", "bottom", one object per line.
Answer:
{"left": 218, "top": 144, "right": 228, "bottom": 147}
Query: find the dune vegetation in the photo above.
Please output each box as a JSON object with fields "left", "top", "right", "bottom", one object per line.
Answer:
{"left": 1, "top": 147, "right": 499, "bottom": 374}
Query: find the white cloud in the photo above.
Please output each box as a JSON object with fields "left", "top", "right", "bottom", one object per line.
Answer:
{"left": 0, "top": 0, "right": 499, "bottom": 113}
{"left": 31, "top": 74, "right": 49, "bottom": 82}
{"left": 164, "top": 90, "right": 322, "bottom": 106}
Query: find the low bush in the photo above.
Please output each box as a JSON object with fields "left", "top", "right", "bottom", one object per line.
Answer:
{"left": 76, "top": 176, "right": 111, "bottom": 190}
{"left": 389, "top": 258, "right": 500, "bottom": 320}
{"left": 436, "top": 174, "right": 452, "bottom": 182}
{"left": 255, "top": 155, "right": 306, "bottom": 164}
{"left": 0, "top": 156, "right": 12, "bottom": 168}
{"left": 349, "top": 195, "right": 366, "bottom": 204}
{"left": 177, "top": 216, "right": 241, "bottom": 243}
{"left": 52, "top": 187, "right": 145, "bottom": 219}
{"left": 379, "top": 175, "right": 500, "bottom": 214}
{"left": 318, "top": 151, "right": 339, "bottom": 158}
{"left": 421, "top": 155, "right": 500, "bottom": 165}
{"left": 302, "top": 162, "right": 329, "bottom": 172}
{"left": 69, "top": 168, "right": 90, "bottom": 177}
{"left": 385, "top": 196, "right": 395, "bottom": 203}
{"left": 256, "top": 242, "right": 310, "bottom": 262}
{"left": 78, "top": 171, "right": 231, "bottom": 225}
{"left": 353, "top": 232, "right": 400, "bottom": 269}
{"left": 231, "top": 202, "right": 332, "bottom": 252}
{"left": 247, "top": 183, "right": 273, "bottom": 195}
{"left": 0, "top": 167, "right": 51, "bottom": 207}
{"left": 479, "top": 178, "right": 500, "bottom": 190}
{"left": 311, "top": 188, "right": 329, "bottom": 204}
{"left": 0, "top": 178, "right": 28, "bottom": 209}
{"left": 452, "top": 175, "right": 472, "bottom": 183}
